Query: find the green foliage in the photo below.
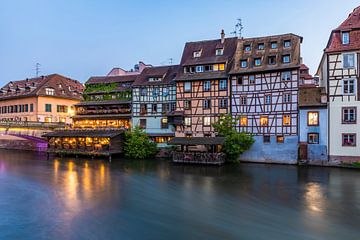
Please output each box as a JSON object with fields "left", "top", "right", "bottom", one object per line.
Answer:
{"left": 83, "top": 90, "right": 132, "bottom": 101}
{"left": 352, "top": 162, "right": 360, "bottom": 168}
{"left": 213, "top": 115, "right": 254, "bottom": 162}
{"left": 84, "top": 83, "right": 118, "bottom": 93}
{"left": 124, "top": 126, "right": 158, "bottom": 159}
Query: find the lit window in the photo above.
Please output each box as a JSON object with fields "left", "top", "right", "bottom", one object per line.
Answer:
{"left": 308, "top": 133, "right": 319, "bottom": 144}
{"left": 343, "top": 107, "right": 356, "bottom": 124}
{"left": 284, "top": 40, "right": 291, "bottom": 48}
{"left": 282, "top": 55, "right": 291, "bottom": 63}
{"left": 219, "top": 79, "right": 227, "bottom": 90}
{"left": 265, "top": 95, "right": 271, "bottom": 105}
{"left": 308, "top": 112, "right": 319, "bottom": 126}
{"left": 240, "top": 60, "right": 248, "bottom": 68}
{"left": 184, "top": 117, "right": 191, "bottom": 126}
{"left": 254, "top": 58, "right": 262, "bottom": 66}
{"left": 260, "top": 116, "right": 268, "bottom": 126}
{"left": 203, "top": 81, "right": 211, "bottom": 91}
{"left": 196, "top": 66, "right": 204, "bottom": 72}
{"left": 276, "top": 136, "right": 284, "bottom": 143}
{"left": 203, "top": 116, "right": 211, "bottom": 126}
{"left": 45, "top": 88, "right": 55, "bottom": 95}
{"left": 343, "top": 53, "right": 355, "bottom": 68}
{"left": 283, "top": 115, "right": 291, "bottom": 126}
{"left": 161, "top": 118, "right": 168, "bottom": 129}
{"left": 240, "top": 116, "right": 248, "bottom": 126}
{"left": 219, "top": 99, "right": 228, "bottom": 108}
{"left": 44, "top": 117, "right": 52, "bottom": 123}
{"left": 203, "top": 99, "right": 211, "bottom": 109}
{"left": 216, "top": 48, "right": 224, "bottom": 56}
{"left": 342, "top": 32, "right": 350, "bottom": 45}
{"left": 343, "top": 134, "right": 356, "bottom": 146}
{"left": 240, "top": 96, "right": 247, "bottom": 105}
{"left": 343, "top": 79, "right": 355, "bottom": 95}
{"left": 271, "top": 42, "right": 277, "bottom": 49}
{"left": 258, "top": 43, "right": 265, "bottom": 50}
{"left": 193, "top": 51, "right": 201, "bottom": 58}
{"left": 184, "top": 82, "right": 191, "bottom": 92}
{"left": 281, "top": 71, "right": 291, "bottom": 81}
{"left": 219, "top": 63, "right": 225, "bottom": 71}
{"left": 244, "top": 45, "right": 251, "bottom": 51}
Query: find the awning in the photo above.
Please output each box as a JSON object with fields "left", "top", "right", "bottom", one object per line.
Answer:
{"left": 168, "top": 137, "right": 225, "bottom": 145}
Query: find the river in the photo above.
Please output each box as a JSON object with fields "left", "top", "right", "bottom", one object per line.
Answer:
{"left": 0, "top": 150, "right": 359, "bottom": 240}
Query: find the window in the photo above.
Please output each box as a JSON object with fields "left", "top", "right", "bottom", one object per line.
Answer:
{"left": 45, "top": 104, "right": 52, "bottom": 112}
{"left": 196, "top": 66, "right": 204, "bottom": 73}
{"left": 204, "top": 65, "right": 213, "bottom": 72}
{"left": 219, "top": 99, "right": 228, "bottom": 108}
{"left": 240, "top": 60, "right": 248, "bottom": 68}
{"left": 162, "top": 103, "right": 169, "bottom": 113}
{"left": 276, "top": 136, "right": 284, "bottom": 143}
{"left": 343, "top": 53, "right": 355, "bottom": 68}
{"left": 219, "top": 80, "right": 227, "bottom": 90}
{"left": 193, "top": 50, "right": 201, "bottom": 58}
{"left": 343, "top": 79, "right": 355, "bottom": 95}
{"left": 216, "top": 48, "right": 224, "bottom": 56}
{"left": 44, "top": 117, "right": 52, "bottom": 123}
{"left": 139, "top": 119, "right": 146, "bottom": 129}
{"left": 283, "top": 40, "right": 291, "bottom": 48}
{"left": 59, "top": 117, "right": 66, "bottom": 123}
{"left": 184, "top": 100, "right": 191, "bottom": 110}
{"left": 240, "top": 96, "right": 247, "bottom": 105}
{"left": 244, "top": 45, "right": 251, "bottom": 51}
{"left": 184, "top": 82, "right": 191, "bottom": 92}
{"left": 152, "top": 88, "right": 159, "bottom": 98}
{"left": 271, "top": 42, "right": 278, "bottom": 49}
{"left": 203, "top": 116, "right": 211, "bottom": 126}
{"left": 308, "top": 112, "right": 319, "bottom": 126}
{"left": 342, "top": 32, "right": 350, "bottom": 45}
{"left": 343, "top": 134, "right": 356, "bottom": 146}
{"left": 148, "top": 77, "right": 162, "bottom": 82}
{"left": 203, "top": 81, "right": 211, "bottom": 91}
{"left": 342, "top": 107, "right": 356, "bottom": 124}
{"left": 140, "top": 104, "right": 147, "bottom": 115}
{"left": 237, "top": 76, "right": 243, "bottom": 85}
{"left": 249, "top": 75, "right": 255, "bottom": 84}
{"left": 282, "top": 55, "right": 290, "bottom": 63}
{"left": 258, "top": 43, "right": 265, "bottom": 50}
{"left": 30, "top": 104, "right": 34, "bottom": 112}
{"left": 213, "top": 63, "right": 225, "bottom": 71}
{"left": 263, "top": 135, "right": 270, "bottom": 143}
{"left": 152, "top": 104, "right": 158, "bottom": 113}
{"left": 163, "top": 88, "right": 169, "bottom": 97}
{"left": 161, "top": 118, "right": 168, "bottom": 129}
{"left": 283, "top": 115, "right": 291, "bottom": 126}
{"left": 308, "top": 133, "right": 319, "bottom": 144}
{"left": 283, "top": 92, "right": 291, "bottom": 103}
{"left": 184, "top": 117, "right": 191, "bottom": 126}
{"left": 45, "top": 88, "right": 55, "bottom": 95}
{"left": 203, "top": 99, "right": 211, "bottom": 109}
{"left": 268, "top": 56, "right": 276, "bottom": 65}
{"left": 265, "top": 95, "right": 271, "bottom": 105}
{"left": 254, "top": 58, "right": 262, "bottom": 66}
{"left": 57, "top": 105, "right": 68, "bottom": 113}
{"left": 240, "top": 116, "right": 248, "bottom": 126}
{"left": 170, "top": 102, "right": 176, "bottom": 111}
{"left": 281, "top": 71, "right": 291, "bottom": 81}
{"left": 260, "top": 116, "right": 268, "bottom": 126}
{"left": 25, "top": 104, "right": 28, "bottom": 112}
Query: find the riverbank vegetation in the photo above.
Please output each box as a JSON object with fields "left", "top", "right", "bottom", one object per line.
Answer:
{"left": 213, "top": 115, "right": 254, "bottom": 162}
{"left": 124, "top": 126, "right": 158, "bottom": 159}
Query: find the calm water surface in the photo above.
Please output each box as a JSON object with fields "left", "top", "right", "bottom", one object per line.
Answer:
{"left": 0, "top": 150, "right": 359, "bottom": 240}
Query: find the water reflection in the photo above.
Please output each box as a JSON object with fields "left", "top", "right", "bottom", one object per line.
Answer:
{"left": 305, "top": 182, "right": 324, "bottom": 214}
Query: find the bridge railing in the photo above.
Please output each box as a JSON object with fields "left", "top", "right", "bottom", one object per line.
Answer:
{"left": 0, "top": 121, "right": 67, "bottom": 129}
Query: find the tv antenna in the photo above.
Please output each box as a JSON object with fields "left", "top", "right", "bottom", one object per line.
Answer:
{"left": 168, "top": 58, "right": 173, "bottom": 65}
{"left": 34, "top": 63, "right": 41, "bottom": 77}
{"left": 230, "top": 18, "right": 244, "bottom": 38}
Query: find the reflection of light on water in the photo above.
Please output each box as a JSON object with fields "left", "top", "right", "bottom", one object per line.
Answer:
{"left": 0, "top": 162, "right": 5, "bottom": 173}
{"left": 305, "top": 183, "right": 324, "bottom": 214}
{"left": 54, "top": 160, "right": 59, "bottom": 177}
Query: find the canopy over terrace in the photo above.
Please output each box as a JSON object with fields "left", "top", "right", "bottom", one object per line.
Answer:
{"left": 168, "top": 137, "right": 226, "bottom": 165}
{"left": 43, "top": 130, "right": 125, "bottom": 158}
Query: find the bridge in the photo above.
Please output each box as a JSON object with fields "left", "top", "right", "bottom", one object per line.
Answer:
{"left": 0, "top": 121, "right": 67, "bottom": 152}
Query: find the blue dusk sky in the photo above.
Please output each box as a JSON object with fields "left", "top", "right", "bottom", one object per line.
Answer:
{"left": 0, "top": 0, "right": 359, "bottom": 84}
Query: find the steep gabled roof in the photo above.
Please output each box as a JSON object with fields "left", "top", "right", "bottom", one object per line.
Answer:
{"left": 133, "top": 65, "right": 180, "bottom": 86}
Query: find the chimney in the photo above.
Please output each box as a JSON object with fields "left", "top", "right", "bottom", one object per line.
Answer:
{"left": 221, "top": 29, "right": 225, "bottom": 44}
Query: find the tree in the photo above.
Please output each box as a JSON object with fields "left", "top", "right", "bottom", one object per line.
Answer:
{"left": 213, "top": 115, "right": 254, "bottom": 162}
{"left": 124, "top": 126, "right": 158, "bottom": 159}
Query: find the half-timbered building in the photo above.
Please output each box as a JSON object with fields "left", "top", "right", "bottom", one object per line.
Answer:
{"left": 317, "top": 6, "right": 360, "bottom": 163}
{"left": 230, "top": 34, "right": 303, "bottom": 163}
{"left": 173, "top": 31, "right": 237, "bottom": 137}
{"left": 132, "top": 65, "right": 179, "bottom": 145}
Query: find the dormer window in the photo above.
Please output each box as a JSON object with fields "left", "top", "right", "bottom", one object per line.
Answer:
{"left": 193, "top": 50, "right": 201, "bottom": 58}
{"left": 342, "top": 32, "right": 350, "bottom": 45}
{"left": 148, "top": 77, "right": 162, "bottom": 82}
{"left": 283, "top": 40, "right": 291, "bottom": 48}
{"left": 240, "top": 60, "right": 248, "bottom": 68}
{"left": 282, "top": 55, "right": 291, "bottom": 63}
{"left": 268, "top": 56, "right": 276, "bottom": 65}
{"left": 45, "top": 87, "right": 55, "bottom": 95}
{"left": 254, "top": 58, "right": 262, "bottom": 67}
{"left": 216, "top": 48, "right": 224, "bottom": 56}
{"left": 258, "top": 43, "right": 265, "bottom": 50}
{"left": 195, "top": 66, "right": 204, "bottom": 73}
{"left": 271, "top": 42, "right": 278, "bottom": 49}
{"left": 58, "top": 84, "right": 62, "bottom": 88}
{"left": 244, "top": 45, "right": 251, "bottom": 52}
